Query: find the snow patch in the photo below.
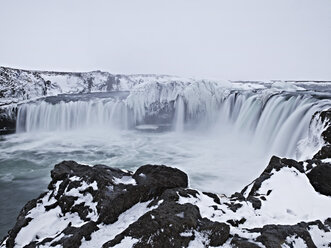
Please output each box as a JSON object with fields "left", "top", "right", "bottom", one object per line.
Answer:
{"left": 308, "top": 224, "right": 331, "bottom": 247}
{"left": 81, "top": 200, "right": 157, "bottom": 248}
{"left": 282, "top": 236, "right": 307, "bottom": 247}
{"left": 112, "top": 237, "right": 139, "bottom": 248}
{"left": 113, "top": 176, "right": 137, "bottom": 185}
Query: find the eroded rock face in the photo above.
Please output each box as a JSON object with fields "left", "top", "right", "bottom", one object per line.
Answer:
{"left": 307, "top": 163, "right": 331, "bottom": 196}
{"left": 319, "top": 109, "right": 331, "bottom": 145}
{"left": 1, "top": 162, "right": 231, "bottom": 248}
{"left": 2, "top": 155, "right": 331, "bottom": 248}
{"left": 0, "top": 107, "right": 16, "bottom": 134}
{"left": 313, "top": 109, "right": 331, "bottom": 159}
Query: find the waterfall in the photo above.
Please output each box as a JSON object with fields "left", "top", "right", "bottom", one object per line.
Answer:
{"left": 15, "top": 81, "right": 331, "bottom": 159}
{"left": 173, "top": 96, "right": 185, "bottom": 132}
{"left": 16, "top": 100, "right": 131, "bottom": 132}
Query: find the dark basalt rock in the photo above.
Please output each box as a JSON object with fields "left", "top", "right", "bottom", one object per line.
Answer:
{"left": 230, "top": 234, "right": 261, "bottom": 248}
{"left": 202, "top": 192, "right": 221, "bottom": 204}
{"left": 0, "top": 106, "right": 16, "bottom": 134}
{"left": 50, "top": 161, "right": 188, "bottom": 226}
{"left": 2, "top": 161, "right": 191, "bottom": 247}
{"left": 224, "top": 202, "right": 244, "bottom": 212}
{"left": 313, "top": 145, "right": 331, "bottom": 159}
{"left": 312, "top": 109, "right": 331, "bottom": 159}
{"left": 50, "top": 222, "right": 99, "bottom": 248}
{"left": 307, "top": 162, "right": 331, "bottom": 196}
{"left": 132, "top": 164, "right": 188, "bottom": 196}
{"left": 244, "top": 220, "right": 331, "bottom": 248}
{"left": 263, "top": 156, "right": 305, "bottom": 174}
{"left": 26, "top": 222, "right": 99, "bottom": 248}
{"left": 226, "top": 218, "right": 246, "bottom": 227}
{"left": 247, "top": 196, "right": 261, "bottom": 210}
{"left": 104, "top": 189, "right": 230, "bottom": 248}
{"left": 253, "top": 224, "right": 317, "bottom": 248}
{"left": 318, "top": 109, "right": 331, "bottom": 144}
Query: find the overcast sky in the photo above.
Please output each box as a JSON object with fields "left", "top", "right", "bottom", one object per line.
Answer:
{"left": 0, "top": 0, "right": 330, "bottom": 80}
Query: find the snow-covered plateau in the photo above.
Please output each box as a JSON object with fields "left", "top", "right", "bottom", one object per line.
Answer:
{"left": 1, "top": 66, "right": 331, "bottom": 247}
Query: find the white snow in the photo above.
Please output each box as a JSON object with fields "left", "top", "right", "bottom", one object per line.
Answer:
{"left": 64, "top": 180, "right": 99, "bottom": 221}
{"left": 187, "top": 231, "right": 209, "bottom": 248}
{"left": 81, "top": 200, "right": 157, "bottom": 248}
{"left": 113, "top": 176, "right": 137, "bottom": 185}
{"left": 308, "top": 224, "right": 331, "bottom": 247}
{"left": 69, "top": 176, "right": 81, "bottom": 181}
{"left": 112, "top": 237, "right": 139, "bottom": 248}
{"left": 13, "top": 176, "right": 101, "bottom": 247}
{"left": 271, "top": 81, "right": 306, "bottom": 92}
{"left": 39, "top": 233, "right": 66, "bottom": 248}
{"left": 180, "top": 231, "right": 193, "bottom": 237}
{"left": 254, "top": 167, "right": 331, "bottom": 226}
{"left": 282, "top": 236, "right": 307, "bottom": 248}
{"left": 178, "top": 166, "right": 331, "bottom": 246}
{"left": 15, "top": 204, "right": 84, "bottom": 247}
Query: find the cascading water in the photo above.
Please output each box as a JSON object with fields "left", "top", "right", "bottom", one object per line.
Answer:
{"left": 15, "top": 88, "right": 330, "bottom": 158}
{"left": 16, "top": 100, "right": 131, "bottom": 132}
{"left": 173, "top": 96, "right": 185, "bottom": 132}
{"left": 15, "top": 81, "right": 331, "bottom": 160}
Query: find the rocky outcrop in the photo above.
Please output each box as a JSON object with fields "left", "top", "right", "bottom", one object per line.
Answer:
{"left": 2, "top": 162, "right": 227, "bottom": 247}
{"left": 313, "top": 109, "right": 331, "bottom": 159}
{"left": 2, "top": 152, "right": 331, "bottom": 248}
{"left": 307, "top": 162, "right": 331, "bottom": 196}
{"left": 0, "top": 66, "right": 121, "bottom": 103}
{"left": 248, "top": 220, "right": 331, "bottom": 248}
{"left": 0, "top": 106, "right": 16, "bottom": 134}
{"left": 318, "top": 109, "right": 331, "bottom": 144}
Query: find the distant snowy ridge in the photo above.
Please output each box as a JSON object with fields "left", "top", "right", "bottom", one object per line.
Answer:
{"left": 2, "top": 66, "right": 331, "bottom": 106}
{"left": 0, "top": 66, "right": 204, "bottom": 105}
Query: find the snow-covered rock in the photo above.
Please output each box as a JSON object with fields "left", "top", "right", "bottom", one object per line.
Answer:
{"left": 1, "top": 154, "right": 331, "bottom": 247}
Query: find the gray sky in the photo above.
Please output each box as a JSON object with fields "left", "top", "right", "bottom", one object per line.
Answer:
{"left": 0, "top": 0, "right": 330, "bottom": 80}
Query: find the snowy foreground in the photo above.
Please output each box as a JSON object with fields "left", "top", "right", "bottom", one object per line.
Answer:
{"left": 1, "top": 110, "right": 331, "bottom": 248}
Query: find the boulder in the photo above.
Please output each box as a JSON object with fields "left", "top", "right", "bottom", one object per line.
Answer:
{"left": 307, "top": 162, "right": 331, "bottom": 196}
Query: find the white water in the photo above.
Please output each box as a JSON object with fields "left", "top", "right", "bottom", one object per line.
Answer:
{"left": 17, "top": 100, "right": 131, "bottom": 132}
{"left": 174, "top": 96, "right": 185, "bottom": 132}
{"left": 16, "top": 89, "right": 331, "bottom": 158}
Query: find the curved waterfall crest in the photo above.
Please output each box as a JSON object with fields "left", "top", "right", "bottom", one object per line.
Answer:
{"left": 15, "top": 80, "right": 331, "bottom": 159}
